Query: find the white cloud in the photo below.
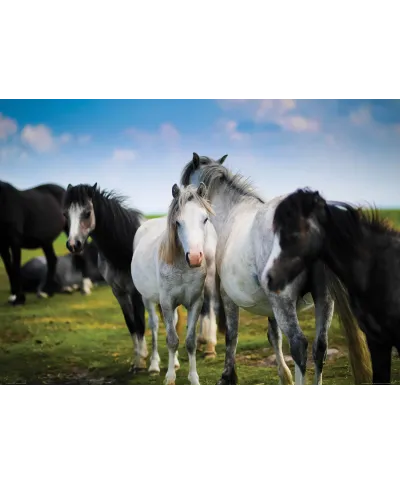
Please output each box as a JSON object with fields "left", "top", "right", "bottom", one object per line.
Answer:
{"left": 59, "top": 133, "right": 72, "bottom": 144}
{"left": 20, "top": 124, "right": 86, "bottom": 152}
{"left": 21, "top": 124, "right": 55, "bottom": 152}
{"left": 0, "top": 113, "right": 18, "bottom": 140}
{"left": 125, "top": 123, "right": 180, "bottom": 145}
{"left": 0, "top": 146, "right": 28, "bottom": 163}
{"left": 218, "top": 119, "right": 249, "bottom": 142}
{"left": 77, "top": 134, "right": 92, "bottom": 144}
{"left": 111, "top": 149, "right": 136, "bottom": 162}
{"left": 218, "top": 99, "right": 296, "bottom": 119}
{"left": 217, "top": 99, "right": 320, "bottom": 134}
{"left": 349, "top": 107, "right": 372, "bottom": 126}
{"left": 279, "top": 116, "right": 320, "bottom": 133}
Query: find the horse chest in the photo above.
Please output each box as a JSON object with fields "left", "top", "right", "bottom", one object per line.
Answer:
{"left": 160, "top": 266, "right": 206, "bottom": 307}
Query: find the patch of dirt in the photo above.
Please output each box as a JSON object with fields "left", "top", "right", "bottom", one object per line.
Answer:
{"left": 39, "top": 370, "right": 117, "bottom": 385}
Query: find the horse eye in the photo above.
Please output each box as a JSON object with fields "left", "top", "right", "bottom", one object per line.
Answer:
{"left": 84, "top": 211, "right": 91, "bottom": 219}
{"left": 204, "top": 217, "right": 208, "bottom": 224}
{"left": 176, "top": 221, "right": 181, "bottom": 227}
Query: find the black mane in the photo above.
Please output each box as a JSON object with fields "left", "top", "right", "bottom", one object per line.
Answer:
{"left": 65, "top": 184, "right": 144, "bottom": 271}
{"left": 274, "top": 188, "right": 398, "bottom": 241}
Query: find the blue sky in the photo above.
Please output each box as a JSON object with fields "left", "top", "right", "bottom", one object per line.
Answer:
{"left": 1, "top": 99, "right": 399, "bottom": 212}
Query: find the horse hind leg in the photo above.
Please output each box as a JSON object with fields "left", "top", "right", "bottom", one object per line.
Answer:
{"left": 267, "top": 317, "right": 293, "bottom": 385}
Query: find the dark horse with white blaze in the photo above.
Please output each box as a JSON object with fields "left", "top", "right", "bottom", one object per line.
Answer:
{"left": 181, "top": 153, "right": 371, "bottom": 385}
{"left": 266, "top": 188, "right": 400, "bottom": 384}
{"left": 64, "top": 183, "right": 150, "bottom": 371}
{"left": 0, "top": 180, "right": 68, "bottom": 305}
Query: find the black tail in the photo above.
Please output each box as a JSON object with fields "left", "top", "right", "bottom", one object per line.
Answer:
{"left": 325, "top": 267, "right": 372, "bottom": 384}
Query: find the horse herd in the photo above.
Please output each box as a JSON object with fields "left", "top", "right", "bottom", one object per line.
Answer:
{"left": 1, "top": 153, "right": 399, "bottom": 384}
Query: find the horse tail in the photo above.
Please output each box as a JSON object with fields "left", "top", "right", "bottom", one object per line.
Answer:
{"left": 326, "top": 268, "right": 372, "bottom": 384}
{"left": 157, "top": 304, "right": 185, "bottom": 338}
{"left": 216, "top": 272, "right": 227, "bottom": 335}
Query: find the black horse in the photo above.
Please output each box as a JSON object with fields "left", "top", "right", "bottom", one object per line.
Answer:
{"left": 266, "top": 188, "right": 400, "bottom": 384}
{"left": 0, "top": 181, "right": 69, "bottom": 305}
{"left": 63, "top": 183, "right": 148, "bottom": 372}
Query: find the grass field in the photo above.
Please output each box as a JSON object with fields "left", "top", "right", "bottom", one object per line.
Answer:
{"left": 1, "top": 211, "right": 400, "bottom": 385}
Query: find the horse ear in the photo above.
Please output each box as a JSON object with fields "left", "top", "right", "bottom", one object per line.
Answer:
{"left": 172, "top": 184, "right": 180, "bottom": 198}
{"left": 92, "top": 183, "right": 98, "bottom": 192}
{"left": 197, "top": 182, "right": 206, "bottom": 198}
{"left": 313, "top": 191, "right": 325, "bottom": 209}
{"left": 192, "top": 152, "right": 200, "bottom": 168}
{"left": 217, "top": 154, "right": 228, "bottom": 165}
{"left": 67, "top": 184, "right": 72, "bottom": 191}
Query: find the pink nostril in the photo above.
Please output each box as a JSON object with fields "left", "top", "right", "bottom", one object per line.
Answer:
{"left": 187, "top": 252, "right": 203, "bottom": 267}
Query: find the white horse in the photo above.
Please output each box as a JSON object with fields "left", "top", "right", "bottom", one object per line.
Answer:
{"left": 131, "top": 183, "right": 218, "bottom": 385}
{"left": 180, "top": 153, "right": 369, "bottom": 385}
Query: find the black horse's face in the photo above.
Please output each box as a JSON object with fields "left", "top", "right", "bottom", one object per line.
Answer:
{"left": 266, "top": 190, "right": 327, "bottom": 293}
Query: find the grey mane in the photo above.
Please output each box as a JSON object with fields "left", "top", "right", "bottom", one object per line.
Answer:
{"left": 180, "top": 156, "right": 265, "bottom": 205}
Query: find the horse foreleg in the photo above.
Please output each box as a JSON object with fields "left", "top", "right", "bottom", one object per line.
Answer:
{"left": 112, "top": 286, "right": 147, "bottom": 373}
{"left": 186, "top": 296, "right": 204, "bottom": 385}
{"left": 10, "top": 245, "right": 25, "bottom": 305}
{"left": 217, "top": 287, "right": 239, "bottom": 385}
{"left": 366, "top": 336, "right": 392, "bottom": 384}
{"left": 272, "top": 299, "right": 308, "bottom": 385}
{"left": 146, "top": 299, "right": 161, "bottom": 374}
{"left": 161, "top": 302, "right": 180, "bottom": 385}
{"left": 0, "top": 246, "right": 16, "bottom": 303}
{"left": 41, "top": 243, "right": 57, "bottom": 297}
{"left": 267, "top": 317, "right": 293, "bottom": 385}
{"left": 197, "top": 266, "right": 218, "bottom": 359}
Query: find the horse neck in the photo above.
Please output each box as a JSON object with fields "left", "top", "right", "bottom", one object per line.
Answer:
{"left": 91, "top": 196, "right": 133, "bottom": 264}
{"left": 208, "top": 183, "right": 261, "bottom": 235}
{"left": 322, "top": 211, "right": 371, "bottom": 294}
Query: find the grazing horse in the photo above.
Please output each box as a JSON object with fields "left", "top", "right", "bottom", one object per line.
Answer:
{"left": 131, "top": 183, "right": 218, "bottom": 384}
{"left": 21, "top": 241, "right": 103, "bottom": 296}
{"left": 0, "top": 180, "right": 68, "bottom": 305}
{"left": 265, "top": 189, "right": 400, "bottom": 383}
{"left": 181, "top": 153, "right": 371, "bottom": 385}
{"left": 64, "top": 183, "right": 153, "bottom": 371}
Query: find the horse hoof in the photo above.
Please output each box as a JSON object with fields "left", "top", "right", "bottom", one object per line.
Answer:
{"left": 216, "top": 373, "right": 238, "bottom": 385}
{"left": 204, "top": 352, "right": 217, "bottom": 361}
{"left": 148, "top": 363, "right": 161, "bottom": 374}
{"left": 37, "top": 292, "right": 49, "bottom": 299}
{"left": 10, "top": 294, "right": 26, "bottom": 306}
{"left": 165, "top": 379, "right": 176, "bottom": 385}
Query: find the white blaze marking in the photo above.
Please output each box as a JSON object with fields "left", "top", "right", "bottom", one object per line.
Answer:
{"left": 67, "top": 204, "right": 82, "bottom": 244}
{"left": 262, "top": 233, "right": 282, "bottom": 283}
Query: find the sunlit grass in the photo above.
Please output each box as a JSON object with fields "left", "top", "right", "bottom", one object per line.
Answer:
{"left": 1, "top": 211, "right": 399, "bottom": 384}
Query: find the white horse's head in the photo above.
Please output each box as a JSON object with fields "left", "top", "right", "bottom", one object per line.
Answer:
{"left": 180, "top": 152, "right": 228, "bottom": 188}
{"left": 160, "top": 183, "right": 213, "bottom": 268}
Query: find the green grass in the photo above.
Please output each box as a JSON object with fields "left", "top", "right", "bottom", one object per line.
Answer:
{"left": 1, "top": 211, "right": 400, "bottom": 385}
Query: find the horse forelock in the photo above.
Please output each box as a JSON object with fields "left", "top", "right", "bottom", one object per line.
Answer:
{"left": 159, "top": 185, "right": 213, "bottom": 264}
